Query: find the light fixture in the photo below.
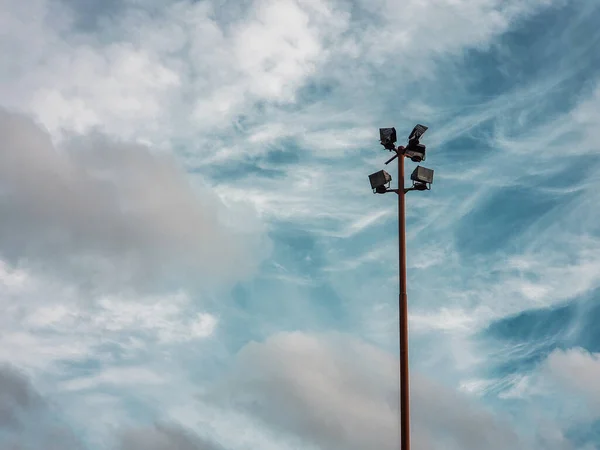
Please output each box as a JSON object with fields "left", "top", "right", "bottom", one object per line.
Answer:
{"left": 369, "top": 169, "right": 392, "bottom": 194}
{"left": 408, "top": 124, "right": 428, "bottom": 142}
{"left": 404, "top": 142, "right": 426, "bottom": 162}
{"left": 403, "top": 124, "right": 428, "bottom": 162}
{"left": 379, "top": 128, "right": 397, "bottom": 151}
{"left": 410, "top": 165, "right": 434, "bottom": 190}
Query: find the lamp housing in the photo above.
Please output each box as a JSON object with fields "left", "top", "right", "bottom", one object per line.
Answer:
{"left": 408, "top": 124, "right": 428, "bottom": 142}
{"left": 379, "top": 128, "right": 397, "bottom": 151}
{"left": 410, "top": 166, "right": 434, "bottom": 190}
{"left": 404, "top": 143, "right": 426, "bottom": 162}
{"left": 369, "top": 170, "right": 392, "bottom": 194}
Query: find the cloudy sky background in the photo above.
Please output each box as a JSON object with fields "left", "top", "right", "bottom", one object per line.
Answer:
{"left": 2, "top": 0, "right": 600, "bottom": 448}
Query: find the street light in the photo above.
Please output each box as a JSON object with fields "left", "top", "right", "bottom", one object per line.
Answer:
{"left": 368, "top": 124, "right": 434, "bottom": 450}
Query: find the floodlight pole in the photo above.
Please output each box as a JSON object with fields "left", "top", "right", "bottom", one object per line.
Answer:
{"left": 397, "top": 146, "right": 410, "bottom": 450}
{"left": 376, "top": 126, "right": 432, "bottom": 450}
{"left": 381, "top": 145, "right": 411, "bottom": 450}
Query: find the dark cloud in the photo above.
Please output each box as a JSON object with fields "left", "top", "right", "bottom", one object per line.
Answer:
{"left": 0, "top": 109, "right": 268, "bottom": 293}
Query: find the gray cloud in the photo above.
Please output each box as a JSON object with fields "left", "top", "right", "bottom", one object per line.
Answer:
{"left": 0, "top": 336, "right": 578, "bottom": 450}
{"left": 204, "top": 332, "right": 573, "bottom": 450}
{"left": 542, "top": 347, "right": 600, "bottom": 415}
{"left": 0, "top": 364, "right": 85, "bottom": 450}
{"left": 0, "top": 109, "right": 269, "bottom": 292}
{"left": 119, "top": 424, "right": 225, "bottom": 450}
{"left": 411, "top": 376, "right": 521, "bottom": 450}
{"left": 0, "top": 365, "right": 44, "bottom": 427}
{"left": 0, "top": 364, "right": 224, "bottom": 450}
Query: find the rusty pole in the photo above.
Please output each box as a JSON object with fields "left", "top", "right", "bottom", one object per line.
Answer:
{"left": 397, "top": 147, "right": 410, "bottom": 450}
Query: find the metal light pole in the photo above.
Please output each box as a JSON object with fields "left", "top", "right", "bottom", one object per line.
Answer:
{"left": 397, "top": 148, "right": 410, "bottom": 450}
{"left": 368, "top": 125, "right": 435, "bottom": 450}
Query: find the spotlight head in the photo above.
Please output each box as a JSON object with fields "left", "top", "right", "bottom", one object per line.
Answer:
{"left": 408, "top": 124, "right": 428, "bottom": 142}
{"left": 379, "top": 128, "right": 397, "bottom": 151}
{"left": 369, "top": 170, "right": 392, "bottom": 194}
{"left": 410, "top": 166, "right": 434, "bottom": 190}
{"left": 404, "top": 143, "right": 426, "bottom": 162}
{"left": 403, "top": 124, "right": 428, "bottom": 161}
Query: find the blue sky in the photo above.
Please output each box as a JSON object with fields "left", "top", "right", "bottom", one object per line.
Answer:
{"left": 1, "top": 0, "right": 600, "bottom": 449}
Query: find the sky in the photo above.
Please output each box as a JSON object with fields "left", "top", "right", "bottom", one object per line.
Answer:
{"left": 1, "top": 0, "right": 600, "bottom": 448}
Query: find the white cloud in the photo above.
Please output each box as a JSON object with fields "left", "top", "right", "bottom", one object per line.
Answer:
{"left": 0, "top": 0, "right": 347, "bottom": 143}
{"left": 322, "top": 244, "right": 393, "bottom": 272}
{"left": 92, "top": 294, "right": 218, "bottom": 343}
{"left": 0, "top": 261, "right": 29, "bottom": 289}
{"left": 410, "top": 308, "right": 478, "bottom": 333}
{"left": 60, "top": 367, "right": 165, "bottom": 392}
{"left": 0, "top": 272, "right": 218, "bottom": 375}
{"left": 0, "top": 332, "right": 91, "bottom": 371}
{"left": 337, "top": 208, "right": 394, "bottom": 238}
{"left": 0, "top": 0, "right": 564, "bottom": 152}
{"left": 30, "top": 45, "right": 181, "bottom": 136}
{"left": 490, "top": 347, "right": 600, "bottom": 436}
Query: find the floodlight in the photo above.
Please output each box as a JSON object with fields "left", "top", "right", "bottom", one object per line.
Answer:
{"left": 369, "top": 169, "right": 392, "bottom": 194}
{"left": 403, "top": 124, "right": 428, "bottom": 162}
{"left": 408, "top": 124, "right": 428, "bottom": 142}
{"left": 404, "top": 143, "right": 426, "bottom": 162}
{"left": 379, "top": 128, "right": 397, "bottom": 150}
{"left": 410, "top": 166, "right": 434, "bottom": 190}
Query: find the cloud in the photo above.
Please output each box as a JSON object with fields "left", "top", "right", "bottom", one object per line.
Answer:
{"left": 543, "top": 348, "right": 600, "bottom": 413}
{"left": 201, "top": 331, "right": 569, "bottom": 450}
{"left": 0, "top": 0, "right": 564, "bottom": 154}
{"left": 480, "top": 346, "right": 600, "bottom": 448}
{"left": 60, "top": 366, "right": 165, "bottom": 393}
{"left": 1, "top": 0, "right": 598, "bottom": 449}
{"left": 0, "top": 365, "right": 44, "bottom": 427}
{"left": 0, "top": 333, "right": 576, "bottom": 450}
{"left": 0, "top": 282, "right": 219, "bottom": 374}
{"left": 0, "top": 364, "right": 85, "bottom": 450}
{"left": 0, "top": 363, "right": 225, "bottom": 450}
{"left": 0, "top": 109, "right": 268, "bottom": 292}
{"left": 0, "top": 0, "right": 347, "bottom": 143}
{"left": 118, "top": 424, "right": 224, "bottom": 450}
